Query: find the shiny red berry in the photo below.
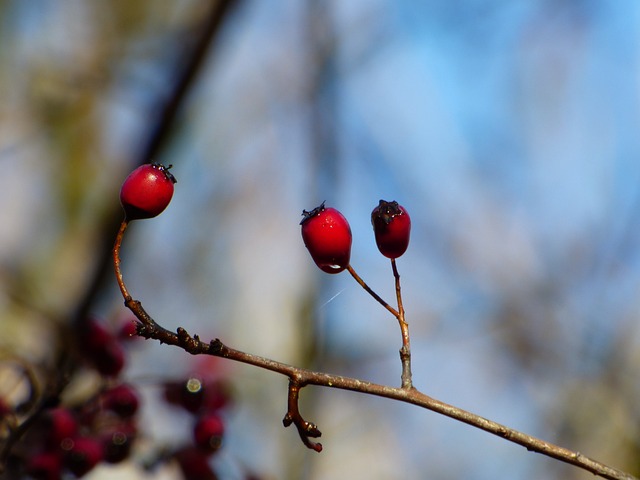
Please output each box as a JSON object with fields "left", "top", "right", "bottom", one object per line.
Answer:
{"left": 193, "top": 414, "right": 225, "bottom": 453}
{"left": 300, "top": 202, "right": 352, "bottom": 274}
{"left": 371, "top": 200, "right": 411, "bottom": 259}
{"left": 119, "top": 163, "right": 176, "bottom": 220}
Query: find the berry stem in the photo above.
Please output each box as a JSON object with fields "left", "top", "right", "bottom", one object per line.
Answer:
{"left": 112, "top": 218, "right": 176, "bottom": 340}
{"left": 113, "top": 219, "right": 133, "bottom": 302}
{"left": 392, "top": 259, "right": 413, "bottom": 389}
{"left": 346, "top": 265, "right": 399, "bottom": 318}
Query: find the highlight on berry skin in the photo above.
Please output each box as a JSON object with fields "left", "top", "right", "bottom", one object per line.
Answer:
{"left": 119, "top": 163, "right": 177, "bottom": 221}
{"left": 371, "top": 199, "right": 411, "bottom": 259}
{"left": 300, "top": 202, "right": 352, "bottom": 274}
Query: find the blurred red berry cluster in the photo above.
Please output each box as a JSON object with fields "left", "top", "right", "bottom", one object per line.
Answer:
{"left": 163, "top": 374, "right": 231, "bottom": 480}
{"left": 7, "top": 317, "right": 141, "bottom": 479}
{"left": 2, "top": 316, "right": 238, "bottom": 480}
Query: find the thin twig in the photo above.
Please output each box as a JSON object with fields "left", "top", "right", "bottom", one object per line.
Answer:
{"left": 346, "top": 265, "right": 399, "bottom": 318}
{"left": 113, "top": 219, "right": 131, "bottom": 301}
{"left": 391, "top": 259, "right": 412, "bottom": 389}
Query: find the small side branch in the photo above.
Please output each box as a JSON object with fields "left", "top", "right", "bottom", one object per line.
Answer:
{"left": 282, "top": 380, "right": 322, "bottom": 452}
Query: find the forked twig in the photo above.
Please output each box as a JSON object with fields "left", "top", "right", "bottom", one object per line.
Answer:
{"left": 282, "top": 380, "right": 322, "bottom": 452}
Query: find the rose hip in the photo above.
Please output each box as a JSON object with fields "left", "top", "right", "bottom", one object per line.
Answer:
{"left": 119, "top": 163, "right": 176, "bottom": 221}
{"left": 371, "top": 200, "right": 411, "bottom": 259}
{"left": 300, "top": 202, "right": 352, "bottom": 274}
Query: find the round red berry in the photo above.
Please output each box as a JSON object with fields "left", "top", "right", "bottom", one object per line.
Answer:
{"left": 117, "top": 319, "right": 140, "bottom": 342}
{"left": 371, "top": 200, "right": 411, "bottom": 259}
{"left": 119, "top": 163, "right": 176, "bottom": 221}
{"left": 43, "top": 408, "right": 78, "bottom": 448}
{"left": 93, "top": 341, "right": 126, "bottom": 377}
{"left": 175, "top": 446, "right": 217, "bottom": 480}
{"left": 25, "top": 451, "right": 62, "bottom": 480}
{"left": 193, "top": 414, "right": 225, "bottom": 453}
{"left": 62, "top": 436, "right": 104, "bottom": 477}
{"left": 300, "top": 202, "right": 352, "bottom": 274}
{"left": 76, "top": 318, "right": 126, "bottom": 377}
{"left": 101, "top": 384, "right": 140, "bottom": 418}
{"left": 101, "top": 422, "right": 137, "bottom": 464}
{"left": 163, "top": 377, "right": 205, "bottom": 413}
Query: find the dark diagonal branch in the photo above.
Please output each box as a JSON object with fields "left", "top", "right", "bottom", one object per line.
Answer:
{"left": 78, "top": 0, "right": 239, "bottom": 328}
{"left": 1, "top": 2, "right": 239, "bottom": 474}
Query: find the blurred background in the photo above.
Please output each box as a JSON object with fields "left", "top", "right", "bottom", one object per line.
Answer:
{"left": 1, "top": 0, "right": 639, "bottom": 479}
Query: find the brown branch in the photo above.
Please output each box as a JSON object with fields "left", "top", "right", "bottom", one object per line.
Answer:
{"left": 347, "top": 261, "right": 413, "bottom": 389}
{"left": 113, "top": 221, "right": 638, "bottom": 480}
{"left": 391, "top": 259, "right": 413, "bottom": 390}
{"left": 282, "top": 380, "right": 322, "bottom": 452}
{"left": 346, "top": 265, "right": 399, "bottom": 318}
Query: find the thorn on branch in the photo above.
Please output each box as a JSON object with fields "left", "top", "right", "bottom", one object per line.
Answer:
{"left": 135, "top": 322, "right": 151, "bottom": 338}
{"left": 283, "top": 380, "right": 322, "bottom": 452}
{"left": 176, "top": 327, "right": 203, "bottom": 355}
{"left": 209, "top": 339, "right": 224, "bottom": 355}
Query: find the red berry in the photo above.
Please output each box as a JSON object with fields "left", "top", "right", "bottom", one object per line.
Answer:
{"left": 300, "top": 202, "right": 352, "bottom": 274}
{"left": 100, "top": 422, "right": 137, "bottom": 464}
{"left": 193, "top": 414, "right": 225, "bottom": 453}
{"left": 175, "top": 446, "right": 217, "bottom": 480}
{"left": 93, "top": 341, "right": 126, "bottom": 377}
{"left": 163, "top": 377, "right": 205, "bottom": 413}
{"left": 76, "top": 318, "right": 126, "bottom": 377}
{"left": 117, "top": 319, "right": 140, "bottom": 342}
{"left": 119, "top": 163, "right": 176, "bottom": 220}
{"left": 43, "top": 408, "right": 78, "bottom": 448}
{"left": 201, "top": 381, "right": 231, "bottom": 412}
{"left": 62, "top": 436, "right": 104, "bottom": 477}
{"left": 371, "top": 200, "right": 411, "bottom": 259}
{"left": 101, "top": 384, "right": 140, "bottom": 418}
{"left": 25, "top": 451, "right": 62, "bottom": 480}
{"left": 77, "top": 318, "right": 113, "bottom": 352}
